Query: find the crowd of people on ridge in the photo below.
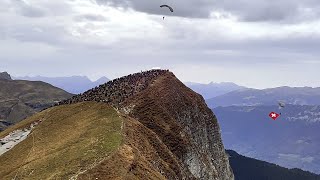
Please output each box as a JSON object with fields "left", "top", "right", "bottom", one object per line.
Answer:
{"left": 57, "top": 69, "right": 169, "bottom": 107}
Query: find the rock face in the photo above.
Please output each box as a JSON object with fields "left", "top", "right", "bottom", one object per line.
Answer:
{"left": 0, "top": 72, "right": 11, "bottom": 80}
{"left": 59, "top": 70, "right": 234, "bottom": 180}
{"left": 122, "top": 72, "right": 234, "bottom": 179}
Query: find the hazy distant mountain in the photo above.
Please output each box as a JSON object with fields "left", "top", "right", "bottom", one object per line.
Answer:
{"left": 227, "top": 150, "right": 320, "bottom": 180}
{"left": 207, "top": 86, "right": 320, "bottom": 108}
{"left": 185, "top": 82, "right": 246, "bottom": 99}
{"left": 14, "top": 75, "right": 110, "bottom": 94}
{"left": 214, "top": 105, "right": 320, "bottom": 174}
{"left": 0, "top": 73, "right": 72, "bottom": 131}
{"left": 94, "top": 76, "right": 109, "bottom": 86}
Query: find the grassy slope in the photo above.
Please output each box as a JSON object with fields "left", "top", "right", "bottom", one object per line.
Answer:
{"left": 0, "top": 102, "right": 123, "bottom": 180}
{"left": 78, "top": 116, "right": 171, "bottom": 180}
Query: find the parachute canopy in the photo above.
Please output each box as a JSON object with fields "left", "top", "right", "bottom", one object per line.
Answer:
{"left": 160, "top": 5, "right": 174, "bottom": 12}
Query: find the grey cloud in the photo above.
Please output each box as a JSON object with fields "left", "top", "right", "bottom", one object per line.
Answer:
{"left": 215, "top": 0, "right": 320, "bottom": 22}
{"left": 12, "top": 0, "right": 47, "bottom": 17}
{"left": 18, "top": 6, "right": 46, "bottom": 18}
{"left": 1, "top": 24, "right": 67, "bottom": 46}
{"left": 73, "top": 14, "right": 109, "bottom": 22}
{"left": 96, "top": 0, "right": 320, "bottom": 22}
{"left": 1, "top": 0, "right": 320, "bottom": 89}
{"left": 96, "top": 0, "right": 214, "bottom": 18}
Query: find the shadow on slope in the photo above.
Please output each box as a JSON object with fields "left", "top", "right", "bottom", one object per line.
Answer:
{"left": 227, "top": 150, "right": 320, "bottom": 180}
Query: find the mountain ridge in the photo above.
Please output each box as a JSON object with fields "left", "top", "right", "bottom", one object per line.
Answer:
{"left": 0, "top": 75, "right": 73, "bottom": 131}
{"left": 207, "top": 86, "right": 320, "bottom": 108}
{"left": 58, "top": 69, "right": 234, "bottom": 179}
{"left": 1, "top": 70, "right": 234, "bottom": 179}
{"left": 227, "top": 150, "right": 320, "bottom": 180}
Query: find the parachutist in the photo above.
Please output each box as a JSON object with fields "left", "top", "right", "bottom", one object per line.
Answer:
{"left": 160, "top": 5, "right": 173, "bottom": 20}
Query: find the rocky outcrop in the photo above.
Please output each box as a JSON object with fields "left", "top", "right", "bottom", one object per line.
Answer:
{"left": 58, "top": 70, "right": 234, "bottom": 180}
{"left": 0, "top": 72, "right": 11, "bottom": 81}
{"left": 121, "top": 72, "right": 234, "bottom": 180}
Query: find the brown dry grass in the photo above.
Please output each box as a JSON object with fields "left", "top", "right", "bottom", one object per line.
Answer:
{"left": 78, "top": 116, "right": 169, "bottom": 180}
{"left": 0, "top": 102, "right": 122, "bottom": 180}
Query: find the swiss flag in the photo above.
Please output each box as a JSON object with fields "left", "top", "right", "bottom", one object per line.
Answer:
{"left": 269, "top": 112, "right": 280, "bottom": 120}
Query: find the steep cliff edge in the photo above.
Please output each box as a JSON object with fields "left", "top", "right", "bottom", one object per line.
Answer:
{"left": 120, "top": 72, "right": 233, "bottom": 179}
{"left": 1, "top": 70, "right": 233, "bottom": 179}
{"left": 59, "top": 70, "right": 234, "bottom": 180}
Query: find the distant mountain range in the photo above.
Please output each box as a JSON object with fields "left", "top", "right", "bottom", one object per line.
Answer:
{"left": 0, "top": 72, "right": 72, "bottom": 131}
{"left": 214, "top": 105, "right": 320, "bottom": 174}
{"left": 207, "top": 86, "right": 320, "bottom": 108}
{"left": 185, "top": 82, "right": 246, "bottom": 99}
{"left": 14, "top": 75, "right": 110, "bottom": 94}
{"left": 227, "top": 150, "right": 320, "bottom": 180}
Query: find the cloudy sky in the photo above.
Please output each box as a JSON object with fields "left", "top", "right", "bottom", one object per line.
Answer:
{"left": 1, "top": 0, "right": 320, "bottom": 88}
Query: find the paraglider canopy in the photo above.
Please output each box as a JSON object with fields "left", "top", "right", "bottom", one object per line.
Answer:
{"left": 160, "top": 5, "right": 174, "bottom": 12}
{"left": 278, "top": 101, "right": 285, "bottom": 108}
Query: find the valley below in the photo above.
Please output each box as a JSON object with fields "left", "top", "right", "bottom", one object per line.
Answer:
{"left": 214, "top": 105, "right": 320, "bottom": 174}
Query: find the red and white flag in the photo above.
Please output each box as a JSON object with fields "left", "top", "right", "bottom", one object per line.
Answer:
{"left": 269, "top": 112, "right": 280, "bottom": 120}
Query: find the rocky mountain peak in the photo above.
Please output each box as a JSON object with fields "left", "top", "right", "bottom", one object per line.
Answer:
{"left": 57, "top": 69, "right": 234, "bottom": 179}
{"left": 121, "top": 72, "right": 234, "bottom": 179}
{"left": 0, "top": 72, "right": 12, "bottom": 80}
